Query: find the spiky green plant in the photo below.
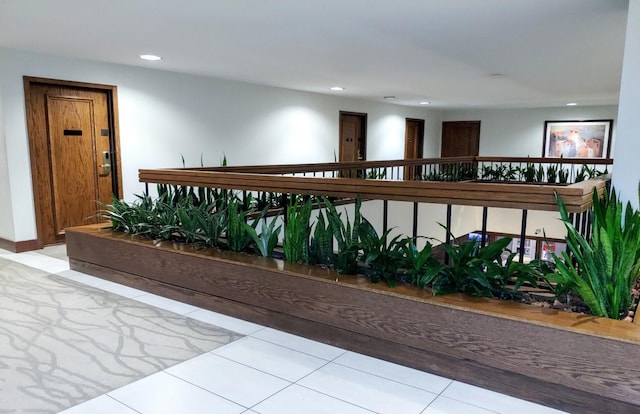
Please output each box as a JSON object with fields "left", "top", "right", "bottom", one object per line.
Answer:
{"left": 546, "top": 164, "right": 558, "bottom": 184}
{"left": 283, "top": 197, "right": 313, "bottom": 263}
{"left": 310, "top": 210, "right": 335, "bottom": 266}
{"left": 226, "top": 196, "right": 254, "bottom": 252}
{"left": 548, "top": 185, "right": 640, "bottom": 319}
{"left": 244, "top": 216, "right": 282, "bottom": 257}
{"left": 324, "top": 196, "right": 362, "bottom": 274}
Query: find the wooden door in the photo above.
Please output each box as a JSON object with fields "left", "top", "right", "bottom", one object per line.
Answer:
{"left": 441, "top": 121, "right": 480, "bottom": 157}
{"left": 404, "top": 118, "right": 424, "bottom": 180}
{"left": 24, "top": 78, "right": 122, "bottom": 247}
{"left": 339, "top": 111, "right": 367, "bottom": 177}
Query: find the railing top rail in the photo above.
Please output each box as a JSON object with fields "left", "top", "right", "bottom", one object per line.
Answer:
{"left": 166, "top": 156, "right": 613, "bottom": 175}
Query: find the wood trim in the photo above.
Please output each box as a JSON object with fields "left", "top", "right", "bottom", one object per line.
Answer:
{"left": 0, "top": 237, "right": 39, "bottom": 253}
{"left": 66, "top": 224, "right": 640, "bottom": 414}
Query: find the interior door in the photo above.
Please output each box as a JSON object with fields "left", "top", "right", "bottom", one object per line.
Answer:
{"left": 404, "top": 118, "right": 425, "bottom": 179}
{"left": 339, "top": 112, "right": 367, "bottom": 177}
{"left": 24, "top": 78, "right": 121, "bottom": 246}
{"left": 441, "top": 121, "right": 480, "bottom": 157}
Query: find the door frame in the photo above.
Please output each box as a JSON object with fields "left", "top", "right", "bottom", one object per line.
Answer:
{"left": 23, "top": 76, "right": 123, "bottom": 248}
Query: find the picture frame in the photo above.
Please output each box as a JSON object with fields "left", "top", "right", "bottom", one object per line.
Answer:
{"left": 542, "top": 119, "right": 613, "bottom": 159}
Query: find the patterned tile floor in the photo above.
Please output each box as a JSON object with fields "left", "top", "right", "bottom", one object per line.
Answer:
{"left": 0, "top": 245, "right": 570, "bottom": 414}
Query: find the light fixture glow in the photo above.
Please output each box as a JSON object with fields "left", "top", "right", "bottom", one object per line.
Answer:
{"left": 330, "top": 86, "right": 345, "bottom": 91}
{"left": 419, "top": 101, "right": 431, "bottom": 105}
{"left": 140, "top": 54, "right": 162, "bottom": 61}
{"left": 384, "top": 95, "right": 396, "bottom": 100}
{"left": 566, "top": 102, "right": 578, "bottom": 106}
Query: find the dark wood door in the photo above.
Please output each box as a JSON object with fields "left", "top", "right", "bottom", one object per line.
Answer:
{"left": 404, "top": 118, "right": 424, "bottom": 179}
{"left": 339, "top": 112, "right": 366, "bottom": 162}
{"left": 339, "top": 112, "right": 367, "bottom": 177}
{"left": 441, "top": 121, "right": 480, "bottom": 157}
{"left": 24, "top": 78, "right": 121, "bottom": 246}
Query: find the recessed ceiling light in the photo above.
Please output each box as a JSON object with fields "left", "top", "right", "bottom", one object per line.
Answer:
{"left": 566, "top": 102, "right": 578, "bottom": 106}
{"left": 384, "top": 96, "right": 396, "bottom": 100}
{"left": 330, "top": 86, "right": 345, "bottom": 91}
{"left": 140, "top": 54, "right": 162, "bottom": 61}
{"left": 419, "top": 101, "right": 431, "bottom": 105}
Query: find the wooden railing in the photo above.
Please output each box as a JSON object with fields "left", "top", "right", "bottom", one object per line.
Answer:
{"left": 138, "top": 157, "right": 611, "bottom": 262}
{"left": 139, "top": 157, "right": 611, "bottom": 213}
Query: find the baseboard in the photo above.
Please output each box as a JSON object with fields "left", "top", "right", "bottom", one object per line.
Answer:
{"left": 0, "top": 237, "right": 40, "bottom": 253}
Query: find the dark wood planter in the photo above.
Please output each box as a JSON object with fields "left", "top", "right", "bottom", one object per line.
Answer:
{"left": 66, "top": 224, "right": 640, "bottom": 414}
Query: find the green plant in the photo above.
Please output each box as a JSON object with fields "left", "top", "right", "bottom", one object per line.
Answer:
{"left": 400, "top": 239, "right": 446, "bottom": 289}
{"left": 520, "top": 161, "right": 536, "bottom": 182}
{"left": 535, "top": 164, "right": 545, "bottom": 182}
{"left": 427, "top": 235, "right": 513, "bottom": 297}
{"left": 226, "top": 196, "right": 255, "bottom": 252}
{"left": 244, "top": 215, "right": 282, "bottom": 257}
{"left": 558, "top": 167, "right": 569, "bottom": 184}
{"left": 309, "top": 210, "right": 335, "bottom": 266}
{"left": 366, "top": 168, "right": 387, "bottom": 180}
{"left": 283, "top": 197, "right": 313, "bottom": 263}
{"left": 324, "top": 196, "right": 362, "bottom": 274}
{"left": 357, "top": 219, "right": 407, "bottom": 286}
{"left": 548, "top": 185, "right": 640, "bottom": 319}
{"left": 546, "top": 164, "right": 558, "bottom": 184}
{"left": 482, "top": 249, "right": 543, "bottom": 294}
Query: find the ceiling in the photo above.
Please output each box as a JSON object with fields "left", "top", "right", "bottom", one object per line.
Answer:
{"left": 0, "top": 0, "right": 629, "bottom": 109}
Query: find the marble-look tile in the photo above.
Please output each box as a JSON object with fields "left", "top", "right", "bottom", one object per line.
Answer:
{"left": 422, "top": 396, "right": 498, "bottom": 414}
{"left": 3, "top": 251, "right": 70, "bottom": 273}
{"left": 213, "top": 337, "right": 327, "bottom": 381}
{"left": 252, "top": 384, "right": 374, "bottom": 414}
{"left": 441, "top": 382, "right": 570, "bottom": 414}
{"left": 167, "top": 353, "right": 290, "bottom": 407}
{"left": 298, "top": 363, "right": 437, "bottom": 414}
{"left": 59, "top": 395, "right": 139, "bottom": 414}
{"left": 134, "top": 292, "right": 201, "bottom": 315}
{"left": 187, "top": 308, "right": 266, "bottom": 335}
{"left": 333, "top": 352, "right": 451, "bottom": 394}
{"left": 108, "top": 371, "right": 244, "bottom": 413}
{"left": 251, "top": 327, "right": 346, "bottom": 360}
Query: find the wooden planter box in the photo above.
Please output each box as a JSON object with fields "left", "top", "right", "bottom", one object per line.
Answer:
{"left": 66, "top": 224, "right": 640, "bottom": 414}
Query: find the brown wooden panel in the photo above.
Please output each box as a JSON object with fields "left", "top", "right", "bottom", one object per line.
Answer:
{"left": 441, "top": 121, "right": 480, "bottom": 157}
{"left": 47, "top": 97, "right": 97, "bottom": 234}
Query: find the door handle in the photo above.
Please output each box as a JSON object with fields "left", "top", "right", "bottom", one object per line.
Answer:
{"left": 100, "top": 151, "right": 111, "bottom": 176}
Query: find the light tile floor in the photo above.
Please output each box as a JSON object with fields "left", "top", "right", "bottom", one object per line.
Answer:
{"left": 0, "top": 246, "right": 570, "bottom": 414}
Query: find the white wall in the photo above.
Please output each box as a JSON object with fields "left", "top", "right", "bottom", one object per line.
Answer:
{"left": 613, "top": 0, "right": 640, "bottom": 208}
{"left": 0, "top": 57, "right": 14, "bottom": 240}
{"left": 442, "top": 106, "right": 618, "bottom": 157}
{"left": 0, "top": 47, "right": 438, "bottom": 242}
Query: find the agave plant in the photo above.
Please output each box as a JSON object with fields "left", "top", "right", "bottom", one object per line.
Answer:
{"left": 548, "top": 185, "right": 640, "bottom": 319}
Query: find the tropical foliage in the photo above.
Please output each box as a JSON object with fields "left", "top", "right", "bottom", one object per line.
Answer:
{"left": 548, "top": 185, "right": 640, "bottom": 319}
{"left": 99, "top": 179, "right": 640, "bottom": 320}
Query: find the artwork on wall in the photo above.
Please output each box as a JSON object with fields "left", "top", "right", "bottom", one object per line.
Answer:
{"left": 542, "top": 119, "right": 613, "bottom": 159}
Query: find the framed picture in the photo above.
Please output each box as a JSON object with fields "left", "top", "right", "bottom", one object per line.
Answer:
{"left": 542, "top": 119, "right": 613, "bottom": 159}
